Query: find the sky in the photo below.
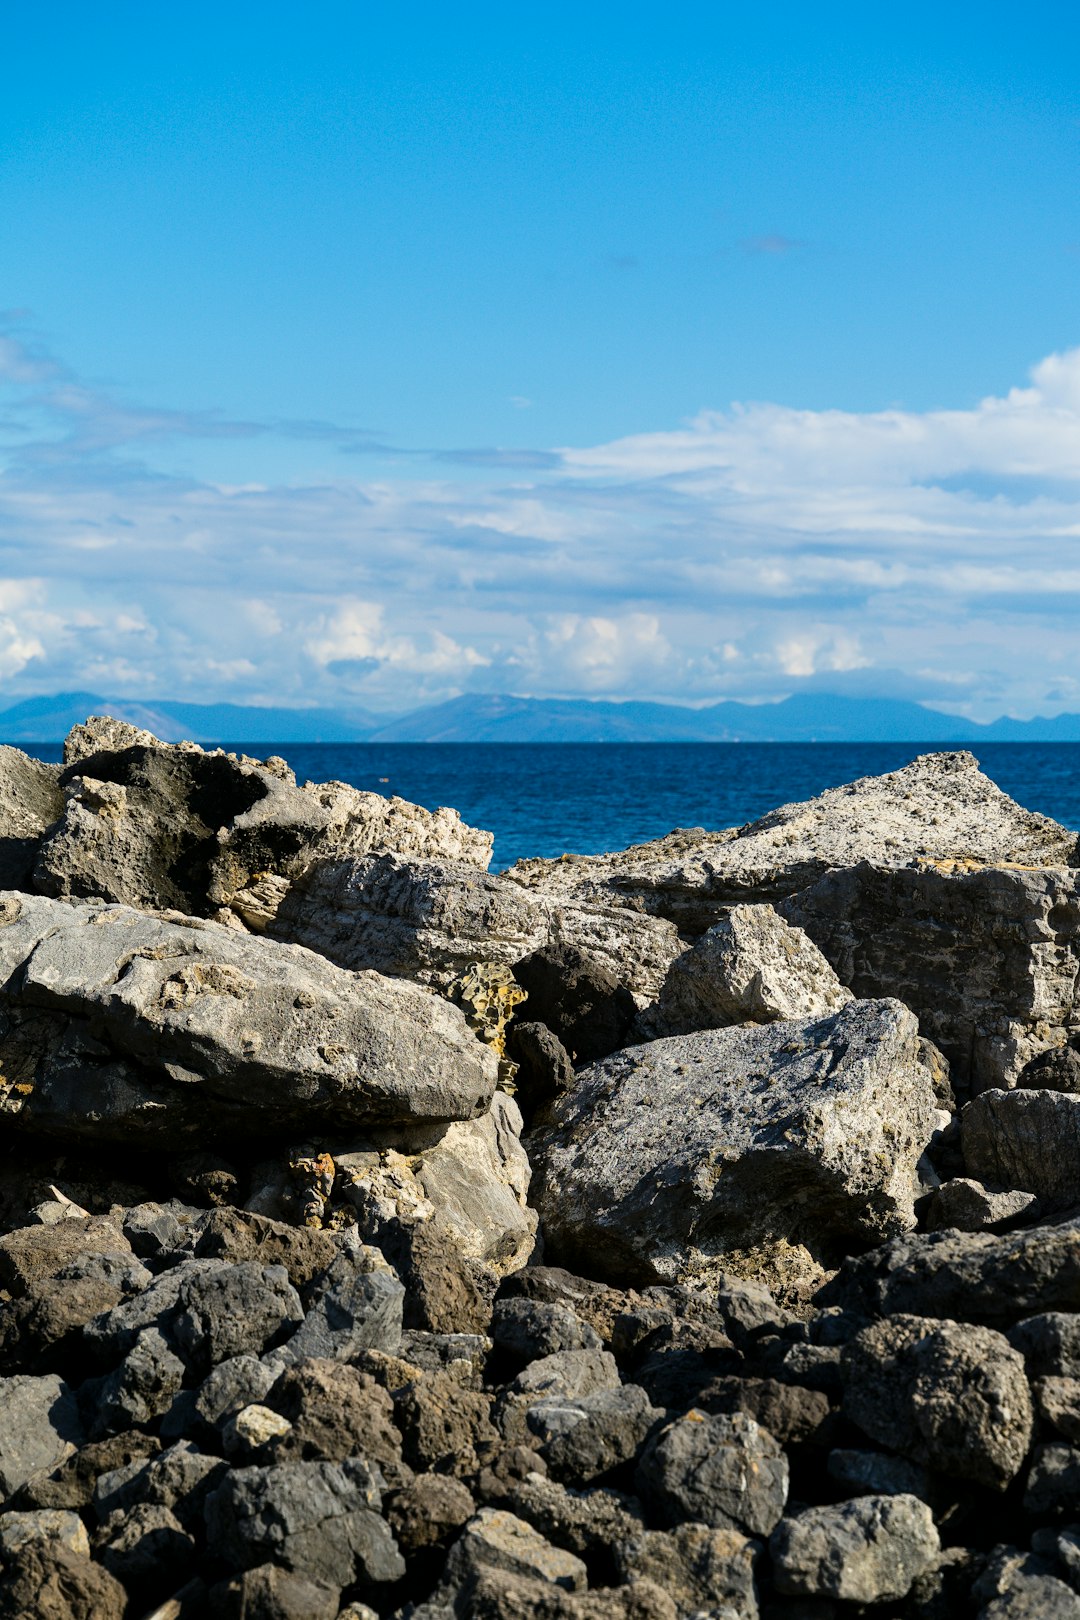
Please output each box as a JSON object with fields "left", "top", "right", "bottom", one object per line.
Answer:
{"left": 1, "top": 2, "right": 1079, "bottom": 718}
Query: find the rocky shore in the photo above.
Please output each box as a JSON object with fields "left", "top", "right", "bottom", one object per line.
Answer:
{"left": 0, "top": 720, "right": 1078, "bottom": 1618}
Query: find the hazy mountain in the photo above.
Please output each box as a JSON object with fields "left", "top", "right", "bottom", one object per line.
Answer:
{"left": 3, "top": 689, "right": 1080, "bottom": 744}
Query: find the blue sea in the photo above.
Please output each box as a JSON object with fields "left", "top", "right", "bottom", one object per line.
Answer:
{"left": 30, "top": 740, "right": 1078, "bottom": 872}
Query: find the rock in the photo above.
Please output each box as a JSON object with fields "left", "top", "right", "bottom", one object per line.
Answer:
{"left": 491, "top": 1299, "right": 602, "bottom": 1363}
{"left": 635, "top": 1409, "right": 789, "bottom": 1537}
{"left": 208, "top": 1564, "right": 340, "bottom": 1620}
{"left": 335, "top": 1092, "right": 538, "bottom": 1276}
{"left": 785, "top": 863, "right": 1080, "bottom": 1095}
{"left": 193, "top": 1208, "right": 340, "bottom": 1295}
{"left": 842, "top": 1315, "right": 1034, "bottom": 1490}
{"left": 0, "top": 1274, "right": 128, "bottom": 1375}
{"left": 222, "top": 1404, "right": 293, "bottom": 1458}
{"left": 273, "top": 1253, "right": 404, "bottom": 1364}
{"left": 1034, "top": 1378, "right": 1080, "bottom": 1442}
{"left": 533, "top": 1385, "right": 660, "bottom": 1485}
{"left": 530, "top": 999, "right": 938, "bottom": 1289}
{"left": 1018, "top": 1045, "right": 1080, "bottom": 1094}
{"left": 613, "top": 1523, "right": 760, "bottom": 1619}
{"left": 508, "top": 1475, "right": 646, "bottom": 1566}
{"left": 974, "top": 1547, "right": 1080, "bottom": 1618}
{"left": 504, "top": 1021, "right": 575, "bottom": 1115}
{"left": 264, "top": 1359, "right": 411, "bottom": 1486}
{"left": 122, "top": 1201, "right": 187, "bottom": 1258}
{"left": 0, "top": 1543, "right": 127, "bottom": 1620}
{"left": 506, "top": 751, "right": 1076, "bottom": 930}
{"left": 394, "top": 1371, "right": 501, "bottom": 1475}
{"left": 15, "top": 1431, "right": 161, "bottom": 1512}
{"left": 1009, "top": 1313, "right": 1080, "bottom": 1377}
{"left": 826, "top": 1448, "right": 934, "bottom": 1501}
{"left": 512, "top": 943, "right": 638, "bottom": 1063}
{"left": 86, "top": 1326, "right": 185, "bottom": 1434}
{"left": 769, "top": 1493, "right": 940, "bottom": 1603}
{"left": 0, "top": 1508, "right": 89, "bottom": 1560}
{"left": 1024, "top": 1444, "right": 1080, "bottom": 1518}
{"left": 510, "top": 1349, "right": 621, "bottom": 1403}
{"left": 95, "top": 1501, "right": 194, "bottom": 1598}
{"left": 434, "top": 1508, "right": 588, "bottom": 1595}
{"left": 650, "top": 904, "right": 851, "bottom": 1037}
{"left": 183, "top": 1354, "right": 277, "bottom": 1441}
{"left": 204, "top": 1458, "right": 403, "bottom": 1587}
{"left": 174, "top": 1262, "right": 304, "bottom": 1370}
{"left": 963, "top": 1090, "right": 1080, "bottom": 1212}
{"left": 0, "top": 893, "right": 497, "bottom": 1147}
{"left": 394, "top": 1218, "right": 494, "bottom": 1335}
{"left": 0, "top": 1374, "right": 83, "bottom": 1501}
{"left": 818, "top": 1215, "right": 1080, "bottom": 1326}
{"left": 699, "top": 1377, "right": 833, "bottom": 1446}
{"left": 386, "top": 1474, "right": 476, "bottom": 1552}
{"left": 923, "top": 1177, "right": 1039, "bottom": 1233}
{"left": 0, "top": 1213, "right": 132, "bottom": 1293}
{"left": 396, "top": 1331, "right": 493, "bottom": 1387}
{"left": 498, "top": 1267, "right": 631, "bottom": 1348}
{"left": 94, "top": 1440, "right": 227, "bottom": 1533}
{"left": 0, "top": 748, "right": 62, "bottom": 889}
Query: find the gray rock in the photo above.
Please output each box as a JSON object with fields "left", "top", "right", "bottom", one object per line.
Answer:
{"left": 434, "top": 1507, "right": 588, "bottom": 1596}
{"left": 0, "top": 1508, "right": 89, "bottom": 1560}
{"left": 508, "top": 1475, "right": 646, "bottom": 1562}
{"left": 650, "top": 904, "right": 851, "bottom": 1037}
{"left": 122, "top": 1201, "right": 186, "bottom": 1258}
{"left": 975, "top": 1547, "right": 1080, "bottom": 1618}
{"left": 826, "top": 1448, "right": 934, "bottom": 1502}
{"left": 770, "top": 1493, "right": 940, "bottom": 1603}
{"left": 785, "top": 862, "right": 1080, "bottom": 1094}
{"left": 192, "top": 1354, "right": 278, "bottom": 1435}
{"left": 613, "top": 1523, "right": 760, "bottom": 1619}
{"left": 0, "top": 1213, "right": 132, "bottom": 1293}
{"left": 0, "top": 893, "right": 496, "bottom": 1147}
{"left": 506, "top": 750, "right": 1076, "bottom": 930}
{"left": 95, "top": 1501, "right": 194, "bottom": 1596}
{"left": 15, "top": 1431, "right": 161, "bottom": 1513}
{"left": 492, "top": 1299, "right": 602, "bottom": 1362}
{"left": 533, "top": 1385, "right": 660, "bottom": 1484}
{"left": 82, "top": 1257, "right": 226, "bottom": 1366}
{"left": 818, "top": 1215, "right": 1080, "bottom": 1326}
{"left": 505, "top": 1021, "right": 575, "bottom": 1114}
{"left": 0, "top": 748, "right": 62, "bottom": 890}
{"left": 963, "top": 1089, "right": 1080, "bottom": 1211}
{"left": 635, "top": 1409, "right": 789, "bottom": 1537}
{"left": 1032, "top": 1525, "right": 1080, "bottom": 1588}
{"left": 208, "top": 1565, "right": 340, "bottom": 1620}
{"left": 1009, "top": 1313, "right": 1080, "bottom": 1378}
{"left": 530, "top": 998, "right": 938, "bottom": 1289}
{"left": 1019, "top": 1045, "right": 1080, "bottom": 1095}
{"left": 843, "top": 1314, "right": 1034, "bottom": 1490}
{"left": 1025, "top": 1444, "right": 1080, "bottom": 1518}
{"left": 94, "top": 1440, "right": 227, "bottom": 1532}
{"left": 511, "top": 1349, "right": 621, "bottom": 1402}
{"left": 174, "top": 1261, "right": 304, "bottom": 1370}
{"left": 264, "top": 1358, "right": 411, "bottom": 1486}
{"left": 273, "top": 1254, "right": 403, "bottom": 1365}
{"left": 0, "top": 1375, "right": 82, "bottom": 1501}
{"left": 205, "top": 1458, "right": 403, "bottom": 1587}
{"left": 87, "top": 1326, "right": 186, "bottom": 1435}
{"left": 1034, "top": 1378, "right": 1080, "bottom": 1443}
{"left": 924, "top": 1177, "right": 1039, "bottom": 1232}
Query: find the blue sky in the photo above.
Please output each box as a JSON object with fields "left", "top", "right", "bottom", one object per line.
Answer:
{"left": 1, "top": 2, "right": 1079, "bottom": 716}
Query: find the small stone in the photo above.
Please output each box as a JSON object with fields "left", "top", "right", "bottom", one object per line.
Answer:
{"left": 924, "top": 1177, "right": 1039, "bottom": 1232}
{"left": 222, "top": 1404, "right": 293, "bottom": 1458}
{"left": 0, "top": 1508, "right": 89, "bottom": 1559}
{"left": 770, "top": 1493, "right": 940, "bottom": 1603}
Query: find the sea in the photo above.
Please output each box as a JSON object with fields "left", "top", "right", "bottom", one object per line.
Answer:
{"left": 28, "top": 740, "right": 1080, "bottom": 871}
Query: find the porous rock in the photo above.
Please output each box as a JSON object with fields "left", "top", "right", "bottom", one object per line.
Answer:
{"left": 650, "top": 903, "right": 851, "bottom": 1037}
{"left": 923, "top": 1177, "right": 1039, "bottom": 1233}
{"left": 613, "top": 1523, "right": 760, "bottom": 1619}
{"left": 963, "top": 1089, "right": 1080, "bottom": 1212}
{"left": 0, "top": 1543, "right": 127, "bottom": 1620}
{"left": 842, "top": 1314, "right": 1034, "bottom": 1490}
{"left": 0, "top": 1374, "right": 83, "bottom": 1501}
{"left": 530, "top": 998, "right": 938, "bottom": 1289}
{"left": 0, "top": 1507, "right": 89, "bottom": 1560}
{"left": 0, "top": 893, "right": 496, "bottom": 1146}
{"left": 208, "top": 1564, "right": 340, "bottom": 1620}
{"left": 770, "top": 1493, "right": 940, "bottom": 1603}
{"left": 635, "top": 1409, "right": 789, "bottom": 1537}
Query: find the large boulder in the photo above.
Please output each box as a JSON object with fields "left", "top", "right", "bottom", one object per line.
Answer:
{"left": 529, "top": 998, "right": 939, "bottom": 1292}
{"left": 505, "top": 751, "right": 1077, "bottom": 932}
{"left": 784, "top": 863, "right": 1080, "bottom": 1093}
{"left": 29, "top": 718, "right": 491, "bottom": 919}
{"left": 0, "top": 893, "right": 496, "bottom": 1146}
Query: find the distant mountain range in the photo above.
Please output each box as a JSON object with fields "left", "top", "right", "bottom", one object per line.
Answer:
{"left": 5, "top": 689, "right": 1080, "bottom": 745}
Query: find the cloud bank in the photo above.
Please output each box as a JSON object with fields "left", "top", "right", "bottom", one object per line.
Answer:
{"left": 2, "top": 315, "right": 1080, "bottom": 719}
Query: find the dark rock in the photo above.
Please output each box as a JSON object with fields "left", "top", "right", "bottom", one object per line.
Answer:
{"left": 497, "top": 1267, "right": 630, "bottom": 1346}
{"left": 193, "top": 1207, "right": 340, "bottom": 1296}
{"left": 533, "top": 1385, "right": 660, "bottom": 1484}
{"left": 0, "top": 748, "right": 62, "bottom": 890}
{"left": 826, "top": 1447, "right": 935, "bottom": 1501}
{"left": 84, "top": 1325, "right": 185, "bottom": 1435}
{"left": 204, "top": 1458, "right": 403, "bottom": 1587}
{"left": 923, "top": 1176, "right": 1039, "bottom": 1233}
{"left": 94, "top": 1439, "right": 227, "bottom": 1533}
{"left": 612, "top": 1522, "right": 760, "bottom": 1618}
{"left": 512, "top": 943, "right": 637, "bottom": 1064}
{"left": 491, "top": 1298, "right": 602, "bottom": 1363}
{"left": 472, "top": 1443, "right": 548, "bottom": 1509}
{"left": 0, "top": 1214, "right": 132, "bottom": 1293}
{"left": 397, "top": 1331, "right": 492, "bottom": 1387}
{"left": 14, "top": 1432, "right": 160, "bottom": 1513}
{"left": 274, "top": 1252, "right": 404, "bottom": 1364}
{"left": 508, "top": 1474, "right": 645, "bottom": 1565}
{"left": 843, "top": 1314, "right": 1034, "bottom": 1490}
{"left": 122, "top": 1201, "right": 187, "bottom": 1259}
{"left": 1018, "top": 1045, "right": 1080, "bottom": 1095}
{"left": 95, "top": 1501, "right": 194, "bottom": 1600}
{"left": 184, "top": 1353, "right": 278, "bottom": 1442}
{"left": 265, "top": 1358, "right": 411, "bottom": 1485}
{"left": 505, "top": 1020, "right": 575, "bottom": 1113}
{"left": 1025, "top": 1445, "right": 1080, "bottom": 1519}
{"left": 635, "top": 1408, "right": 789, "bottom": 1536}
{"left": 974, "top": 1546, "right": 1080, "bottom": 1618}
{"left": 396, "top": 1217, "right": 493, "bottom": 1335}
{"left": 1009, "top": 1313, "right": 1080, "bottom": 1378}
{"left": 208, "top": 1564, "right": 341, "bottom": 1620}
{"left": 770, "top": 1493, "right": 939, "bottom": 1602}
{"left": 394, "top": 1371, "right": 500, "bottom": 1476}
{"left": 385, "top": 1473, "right": 476, "bottom": 1552}
{"left": 0, "top": 1275, "right": 125, "bottom": 1374}
{"left": 173, "top": 1261, "right": 304, "bottom": 1371}
{"left": 0, "top": 1374, "right": 83, "bottom": 1502}
{"left": 963, "top": 1089, "right": 1080, "bottom": 1213}
{"left": 699, "top": 1376, "right": 833, "bottom": 1446}
{"left": 0, "top": 1543, "right": 126, "bottom": 1620}
{"left": 1034, "top": 1378, "right": 1080, "bottom": 1443}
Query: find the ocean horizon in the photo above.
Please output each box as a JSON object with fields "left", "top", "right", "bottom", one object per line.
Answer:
{"left": 25, "top": 739, "right": 1080, "bottom": 871}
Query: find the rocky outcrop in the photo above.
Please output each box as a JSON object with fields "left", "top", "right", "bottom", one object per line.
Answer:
{"left": 506, "top": 750, "right": 1078, "bottom": 930}
{"left": 0, "top": 893, "right": 496, "bottom": 1146}
{"left": 529, "top": 999, "right": 939, "bottom": 1294}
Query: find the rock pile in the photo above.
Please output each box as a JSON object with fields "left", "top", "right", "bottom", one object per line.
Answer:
{"left": 0, "top": 721, "right": 1077, "bottom": 1618}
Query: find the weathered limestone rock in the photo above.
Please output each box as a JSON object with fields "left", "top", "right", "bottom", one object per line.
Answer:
{"left": 649, "top": 904, "right": 852, "bottom": 1036}
{"left": 506, "top": 751, "right": 1077, "bottom": 931}
{"left": 842, "top": 1315, "right": 1034, "bottom": 1490}
{"left": 0, "top": 749, "right": 62, "bottom": 890}
{"left": 0, "top": 893, "right": 496, "bottom": 1146}
{"left": 963, "top": 1090, "right": 1080, "bottom": 1212}
{"left": 530, "top": 999, "right": 939, "bottom": 1290}
{"left": 334, "top": 1092, "right": 538, "bottom": 1275}
{"left": 32, "top": 719, "right": 491, "bottom": 920}
{"left": 784, "top": 863, "right": 1080, "bottom": 1093}
{"left": 770, "top": 1494, "right": 939, "bottom": 1603}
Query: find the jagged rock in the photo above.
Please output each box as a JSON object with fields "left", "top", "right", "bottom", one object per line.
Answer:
{"left": 963, "top": 1090, "right": 1080, "bottom": 1211}
{"left": 842, "top": 1315, "right": 1034, "bottom": 1490}
{"left": 613, "top": 1523, "right": 760, "bottom": 1619}
{"left": 826, "top": 1448, "right": 934, "bottom": 1501}
{"left": 0, "top": 1213, "right": 132, "bottom": 1292}
{"left": 0, "top": 1543, "right": 127, "bottom": 1620}
{"left": 769, "top": 1493, "right": 940, "bottom": 1603}
{"left": 506, "top": 751, "right": 1077, "bottom": 930}
{"left": 785, "top": 863, "right": 1080, "bottom": 1094}
{"left": 264, "top": 1359, "right": 411, "bottom": 1486}
{"left": 204, "top": 1458, "right": 403, "bottom": 1587}
{"left": 0, "top": 893, "right": 496, "bottom": 1146}
{"left": 181, "top": 1354, "right": 277, "bottom": 1443}
{"left": 1009, "top": 1314, "right": 1080, "bottom": 1378}
{"left": 508, "top": 1475, "right": 646, "bottom": 1565}
{"left": 1024, "top": 1444, "right": 1080, "bottom": 1518}
{"left": 491, "top": 1299, "right": 602, "bottom": 1363}
{"left": 95, "top": 1501, "right": 194, "bottom": 1598}
{"left": 273, "top": 1254, "right": 404, "bottom": 1365}
{"left": 0, "top": 748, "right": 62, "bottom": 889}
{"left": 531, "top": 1385, "right": 660, "bottom": 1484}
{"left": 93, "top": 1440, "right": 227, "bottom": 1533}
{"left": 173, "top": 1262, "right": 304, "bottom": 1370}
{"left": 208, "top": 1564, "right": 340, "bottom": 1620}
{"left": 193, "top": 1209, "right": 341, "bottom": 1295}
{"left": 530, "top": 999, "right": 938, "bottom": 1290}
{"left": 86, "top": 1326, "right": 185, "bottom": 1434}
{"left": 14, "top": 1432, "right": 161, "bottom": 1512}
{"left": 700, "top": 1377, "right": 833, "bottom": 1446}
{"left": 818, "top": 1215, "right": 1080, "bottom": 1326}
{"left": 1034, "top": 1378, "right": 1080, "bottom": 1442}
{"left": 32, "top": 720, "right": 491, "bottom": 923}
{"left": 649, "top": 904, "right": 851, "bottom": 1037}
{"left": 1018, "top": 1045, "right": 1080, "bottom": 1094}
{"left": 635, "top": 1410, "right": 789, "bottom": 1537}
{"left": 386, "top": 1474, "right": 476, "bottom": 1552}
{"left": 394, "top": 1371, "right": 501, "bottom": 1475}
{"left": 0, "top": 1375, "right": 83, "bottom": 1501}
{"left": 430, "top": 1508, "right": 588, "bottom": 1597}
{"left": 512, "top": 943, "right": 638, "bottom": 1063}
{"left": 221, "top": 1404, "right": 293, "bottom": 1459}
{"left": 505, "top": 1022, "right": 575, "bottom": 1115}
{"left": 334, "top": 1092, "right": 537, "bottom": 1276}
{"left": 924, "top": 1177, "right": 1039, "bottom": 1233}
{"left": 0, "top": 1508, "right": 89, "bottom": 1560}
